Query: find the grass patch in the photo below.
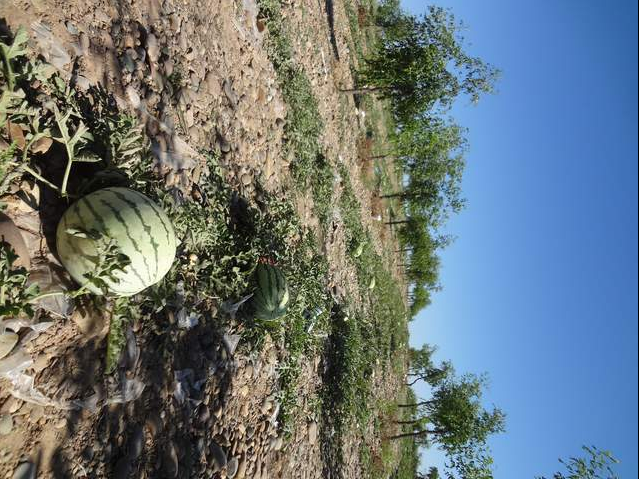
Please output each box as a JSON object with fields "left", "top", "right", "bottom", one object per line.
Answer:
{"left": 257, "top": 0, "right": 335, "bottom": 229}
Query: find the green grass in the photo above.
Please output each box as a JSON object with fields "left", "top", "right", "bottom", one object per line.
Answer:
{"left": 319, "top": 164, "right": 409, "bottom": 475}
{"left": 257, "top": 0, "right": 335, "bottom": 230}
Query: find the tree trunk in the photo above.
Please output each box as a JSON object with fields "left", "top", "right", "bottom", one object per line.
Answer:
{"left": 387, "top": 429, "right": 440, "bottom": 441}
{"left": 340, "top": 86, "right": 388, "bottom": 95}
{"left": 394, "top": 419, "right": 421, "bottom": 425}
{"left": 397, "top": 400, "right": 433, "bottom": 408}
{"left": 385, "top": 219, "right": 409, "bottom": 225}
{"left": 380, "top": 192, "right": 406, "bottom": 199}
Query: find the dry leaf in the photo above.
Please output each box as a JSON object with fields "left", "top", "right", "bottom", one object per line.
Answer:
{"left": 7, "top": 122, "right": 26, "bottom": 150}
{"left": 31, "top": 136, "right": 53, "bottom": 155}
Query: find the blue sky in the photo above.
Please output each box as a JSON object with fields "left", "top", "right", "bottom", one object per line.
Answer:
{"left": 401, "top": 1, "right": 638, "bottom": 477}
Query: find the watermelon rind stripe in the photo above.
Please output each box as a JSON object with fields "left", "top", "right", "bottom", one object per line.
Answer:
{"left": 76, "top": 199, "right": 142, "bottom": 290}
{"left": 110, "top": 189, "right": 160, "bottom": 280}
{"left": 78, "top": 195, "right": 149, "bottom": 288}
{"left": 97, "top": 197, "right": 153, "bottom": 284}
{"left": 127, "top": 189, "right": 173, "bottom": 246}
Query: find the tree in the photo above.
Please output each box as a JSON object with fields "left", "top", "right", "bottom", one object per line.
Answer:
{"left": 444, "top": 442, "right": 495, "bottom": 479}
{"left": 351, "top": 6, "right": 500, "bottom": 125}
{"left": 426, "top": 467, "right": 440, "bottom": 479}
{"left": 406, "top": 344, "right": 453, "bottom": 387}
{"left": 390, "top": 373, "right": 506, "bottom": 450}
{"left": 383, "top": 117, "right": 468, "bottom": 229}
{"left": 536, "top": 446, "right": 619, "bottom": 479}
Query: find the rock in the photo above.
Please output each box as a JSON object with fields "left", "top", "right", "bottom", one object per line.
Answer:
{"left": 113, "top": 456, "right": 131, "bottom": 478}
{"left": 0, "top": 414, "right": 13, "bottom": 435}
{"left": 227, "top": 456, "right": 239, "bottom": 478}
{"left": 0, "top": 332, "right": 19, "bottom": 360}
{"left": 128, "top": 425, "right": 145, "bottom": 459}
{"left": 169, "top": 14, "right": 181, "bottom": 32}
{"left": 122, "top": 52, "right": 136, "bottom": 73}
{"left": 12, "top": 462, "right": 36, "bottom": 479}
{"left": 184, "top": 109, "right": 195, "bottom": 128}
{"left": 163, "top": 443, "right": 178, "bottom": 478}
{"left": 209, "top": 442, "right": 227, "bottom": 472}
{"left": 146, "top": 33, "right": 160, "bottom": 63}
{"left": 235, "top": 457, "right": 247, "bottom": 479}
{"left": 178, "top": 33, "right": 188, "bottom": 51}
{"left": 79, "top": 32, "right": 90, "bottom": 52}
{"left": 197, "top": 405, "right": 210, "bottom": 425}
{"left": 260, "top": 399, "right": 273, "bottom": 415}
{"left": 71, "top": 306, "right": 105, "bottom": 337}
{"left": 308, "top": 421, "right": 318, "bottom": 445}
{"left": 223, "top": 79, "right": 238, "bottom": 106}
{"left": 0, "top": 212, "right": 30, "bottom": 269}
{"left": 164, "top": 59, "right": 174, "bottom": 77}
{"left": 145, "top": 412, "right": 163, "bottom": 437}
{"left": 240, "top": 173, "right": 252, "bottom": 186}
{"left": 269, "top": 436, "right": 283, "bottom": 452}
{"left": 65, "top": 21, "right": 79, "bottom": 35}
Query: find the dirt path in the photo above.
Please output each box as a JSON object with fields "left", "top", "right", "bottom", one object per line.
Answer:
{"left": 0, "top": 1, "right": 407, "bottom": 478}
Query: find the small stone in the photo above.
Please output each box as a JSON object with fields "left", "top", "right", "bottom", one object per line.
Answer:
{"left": 209, "top": 442, "right": 227, "bottom": 472}
{"left": 260, "top": 399, "right": 272, "bottom": 415}
{"left": 113, "top": 456, "right": 131, "bottom": 478}
{"left": 169, "top": 14, "right": 181, "bottom": 32}
{"left": 146, "top": 33, "right": 160, "bottom": 62}
{"left": 79, "top": 32, "right": 90, "bottom": 52}
{"left": 238, "top": 385, "right": 249, "bottom": 397}
{"left": 0, "top": 415, "right": 13, "bottom": 435}
{"left": 12, "top": 461, "right": 36, "bottom": 479}
{"left": 223, "top": 79, "right": 238, "bottom": 106}
{"left": 163, "top": 443, "right": 178, "bottom": 478}
{"left": 122, "top": 52, "right": 135, "bottom": 73}
{"left": 145, "top": 412, "right": 163, "bottom": 436}
{"left": 240, "top": 173, "right": 252, "bottom": 186}
{"left": 308, "top": 421, "right": 318, "bottom": 445}
{"left": 226, "top": 457, "right": 239, "bottom": 478}
{"left": 0, "top": 332, "right": 19, "bottom": 359}
{"left": 269, "top": 437, "right": 283, "bottom": 452}
{"left": 65, "top": 21, "right": 79, "bottom": 35}
{"left": 213, "top": 405, "right": 223, "bottom": 418}
{"left": 29, "top": 406, "right": 44, "bottom": 423}
{"left": 164, "top": 59, "right": 174, "bottom": 77}
{"left": 128, "top": 425, "right": 145, "bottom": 459}
{"left": 197, "top": 405, "right": 210, "bottom": 424}
{"left": 235, "top": 457, "right": 247, "bottom": 479}
{"left": 71, "top": 307, "right": 104, "bottom": 336}
{"left": 184, "top": 109, "right": 195, "bottom": 128}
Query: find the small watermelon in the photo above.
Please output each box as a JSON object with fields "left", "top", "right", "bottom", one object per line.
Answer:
{"left": 56, "top": 187, "right": 176, "bottom": 296}
{"left": 251, "top": 262, "right": 289, "bottom": 321}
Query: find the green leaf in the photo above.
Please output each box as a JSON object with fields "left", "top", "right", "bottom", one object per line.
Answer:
{"left": 0, "top": 26, "right": 29, "bottom": 62}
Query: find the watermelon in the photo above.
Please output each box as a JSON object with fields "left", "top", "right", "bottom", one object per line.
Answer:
{"left": 56, "top": 187, "right": 176, "bottom": 296}
{"left": 251, "top": 263, "right": 289, "bottom": 321}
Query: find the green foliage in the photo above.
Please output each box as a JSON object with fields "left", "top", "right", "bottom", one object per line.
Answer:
{"left": 428, "top": 374, "right": 506, "bottom": 452}
{"left": 0, "top": 241, "right": 39, "bottom": 318}
{"left": 105, "top": 296, "right": 140, "bottom": 373}
{"left": 536, "top": 446, "right": 619, "bottom": 479}
{"left": 407, "top": 343, "right": 453, "bottom": 387}
{"left": 62, "top": 227, "right": 132, "bottom": 298}
{"left": 360, "top": 6, "right": 500, "bottom": 124}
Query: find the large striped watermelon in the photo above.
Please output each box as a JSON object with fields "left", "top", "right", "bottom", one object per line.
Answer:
{"left": 56, "top": 187, "right": 176, "bottom": 296}
{"left": 251, "top": 263, "right": 289, "bottom": 321}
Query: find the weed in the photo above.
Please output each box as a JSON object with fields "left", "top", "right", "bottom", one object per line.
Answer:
{"left": 257, "top": 0, "right": 335, "bottom": 229}
{"left": 0, "top": 241, "right": 39, "bottom": 318}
